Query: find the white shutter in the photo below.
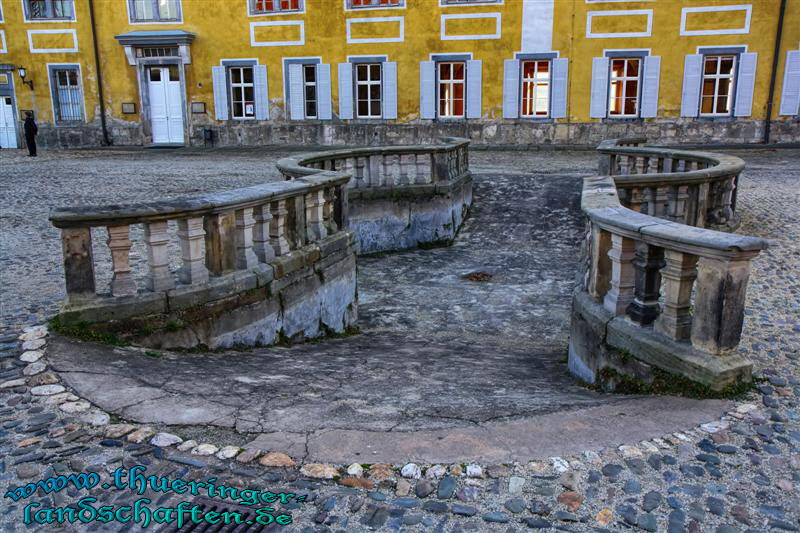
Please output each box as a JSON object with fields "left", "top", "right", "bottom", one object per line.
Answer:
{"left": 551, "top": 58, "right": 569, "bottom": 119}
{"left": 681, "top": 54, "right": 703, "bottom": 118}
{"left": 317, "top": 64, "right": 332, "bottom": 120}
{"left": 420, "top": 61, "right": 435, "bottom": 119}
{"left": 779, "top": 50, "right": 800, "bottom": 116}
{"left": 337, "top": 63, "right": 353, "bottom": 120}
{"left": 590, "top": 57, "right": 609, "bottom": 119}
{"left": 640, "top": 56, "right": 661, "bottom": 118}
{"left": 734, "top": 52, "right": 757, "bottom": 117}
{"left": 254, "top": 65, "right": 269, "bottom": 120}
{"left": 466, "top": 60, "right": 482, "bottom": 119}
{"left": 382, "top": 61, "right": 397, "bottom": 120}
{"left": 212, "top": 66, "right": 228, "bottom": 121}
{"left": 288, "top": 64, "right": 305, "bottom": 120}
{"left": 503, "top": 59, "right": 520, "bottom": 119}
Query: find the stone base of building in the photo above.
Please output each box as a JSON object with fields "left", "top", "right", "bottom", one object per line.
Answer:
{"left": 568, "top": 290, "right": 752, "bottom": 392}
{"left": 350, "top": 172, "right": 473, "bottom": 254}
{"left": 26, "top": 118, "right": 800, "bottom": 149}
{"left": 53, "top": 232, "right": 358, "bottom": 350}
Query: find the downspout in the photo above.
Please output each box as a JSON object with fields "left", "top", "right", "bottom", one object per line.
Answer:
{"left": 763, "top": 0, "right": 787, "bottom": 144}
{"left": 88, "top": 0, "right": 110, "bottom": 146}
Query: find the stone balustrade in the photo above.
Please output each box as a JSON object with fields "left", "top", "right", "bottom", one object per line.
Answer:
{"left": 277, "top": 137, "right": 473, "bottom": 254}
{"left": 570, "top": 139, "right": 768, "bottom": 391}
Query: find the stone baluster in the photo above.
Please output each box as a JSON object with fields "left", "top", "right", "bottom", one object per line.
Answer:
{"left": 144, "top": 221, "right": 174, "bottom": 292}
{"left": 107, "top": 225, "right": 137, "bottom": 297}
{"left": 691, "top": 256, "right": 753, "bottom": 354}
{"left": 177, "top": 217, "right": 209, "bottom": 285}
{"left": 696, "top": 182, "right": 709, "bottom": 228}
{"left": 666, "top": 185, "right": 680, "bottom": 222}
{"left": 644, "top": 187, "right": 657, "bottom": 216}
{"left": 204, "top": 212, "right": 236, "bottom": 276}
{"left": 416, "top": 154, "right": 429, "bottom": 184}
{"left": 354, "top": 157, "right": 365, "bottom": 188}
{"left": 323, "top": 186, "right": 339, "bottom": 234}
{"left": 654, "top": 250, "right": 697, "bottom": 341}
{"left": 629, "top": 188, "right": 643, "bottom": 212}
{"left": 368, "top": 155, "right": 381, "bottom": 187}
{"left": 269, "top": 200, "right": 291, "bottom": 256}
{"left": 60, "top": 227, "right": 96, "bottom": 303}
{"left": 641, "top": 157, "right": 651, "bottom": 174}
{"left": 603, "top": 234, "right": 637, "bottom": 315}
{"left": 588, "top": 226, "right": 611, "bottom": 299}
{"left": 398, "top": 154, "right": 410, "bottom": 185}
{"left": 252, "top": 205, "right": 274, "bottom": 264}
{"left": 234, "top": 208, "right": 258, "bottom": 270}
{"left": 334, "top": 182, "right": 349, "bottom": 230}
{"left": 305, "top": 189, "right": 327, "bottom": 242}
{"left": 625, "top": 243, "right": 664, "bottom": 325}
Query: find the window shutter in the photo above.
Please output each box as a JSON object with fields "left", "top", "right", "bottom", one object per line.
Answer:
{"left": 288, "top": 64, "right": 305, "bottom": 120}
{"left": 382, "top": 61, "right": 397, "bottom": 120}
{"left": 254, "top": 65, "right": 269, "bottom": 120}
{"left": 551, "top": 58, "right": 569, "bottom": 119}
{"left": 317, "top": 64, "right": 332, "bottom": 120}
{"left": 503, "top": 59, "right": 520, "bottom": 119}
{"left": 212, "top": 66, "right": 228, "bottom": 121}
{"left": 337, "top": 63, "right": 353, "bottom": 120}
{"left": 466, "top": 60, "right": 482, "bottom": 119}
{"left": 640, "top": 56, "right": 661, "bottom": 118}
{"left": 681, "top": 54, "right": 703, "bottom": 118}
{"left": 734, "top": 52, "right": 757, "bottom": 117}
{"left": 420, "top": 61, "right": 435, "bottom": 119}
{"left": 779, "top": 50, "right": 800, "bottom": 116}
{"left": 590, "top": 57, "right": 609, "bottom": 119}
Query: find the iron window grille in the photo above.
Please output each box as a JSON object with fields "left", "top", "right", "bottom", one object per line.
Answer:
{"left": 129, "top": 0, "right": 181, "bottom": 22}
{"left": 348, "top": 0, "right": 403, "bottom": 8}
{"left": 250, "top": 0, "right": 301, "bottom": 14}
{"left": 24, "top": 0, "right": 74, "bottom": 20}
{"left": 52, "top": 68, "right": 83, "bottom": 123}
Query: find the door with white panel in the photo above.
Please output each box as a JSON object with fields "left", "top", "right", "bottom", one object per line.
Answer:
{"left": 148, "top": 65, "right": 184, "bottom": 144}
{"left": 0, "top": 96, "right": 17, "bottom": 149}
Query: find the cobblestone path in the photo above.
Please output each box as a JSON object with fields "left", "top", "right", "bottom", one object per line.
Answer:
{"left": 0, "top": 147, "right": 798, "bottom": 532}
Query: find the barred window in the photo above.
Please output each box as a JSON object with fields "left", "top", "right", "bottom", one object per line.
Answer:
{"left": 24, "top": 0, "right": 74, "bottom": 20}
{"left": 521, "top": 60, "right": 550, "bottom": 117}
{"left": 129, "top": 0, "right": 181, "bottom": 22}
{"left": 700, "top": 55, "right": 736, "bottom": 116}
{"left": 52, "top": 68, "right": 83, "bottom": 123}
{"left": 251, "top": 0, "right": 301, "bottom": 14}
{"left": 349, "top": 0, "right": 402, "bottom": 7}
{"left": 608, "top": 58, "right": 640, "bottom": 117}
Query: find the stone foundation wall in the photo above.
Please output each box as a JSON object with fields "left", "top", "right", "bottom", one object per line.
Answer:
{"left": 55, "top": 231, "right": 358, "bottom": 350}
{"left": 24, "top": 118, "right": 800, "bottom": 149}
{"left": 350, "top": 173, "right": 473, "bottom": 254}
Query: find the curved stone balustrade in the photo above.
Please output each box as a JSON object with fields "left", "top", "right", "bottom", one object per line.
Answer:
{"left": 569, "top": 139, "right": 768, "bottom": 391}
{"left": 276, "top": 137, "right": 472, "bottom": 254}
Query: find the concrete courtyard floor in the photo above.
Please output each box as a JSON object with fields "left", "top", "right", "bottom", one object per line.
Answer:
{"left": 0, "top": 146, "right": 798, "bottom": 531}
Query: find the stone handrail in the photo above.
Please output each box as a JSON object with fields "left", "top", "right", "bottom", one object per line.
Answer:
{"left": 49, "top": 173, "right": 350, "bottom": 305}
{"left": 275, "top": 137, "right": 470, "bottom": 188}
{"left": 571, "top": 139, "right": 768, "bottom": 390}
{"left": 597, "top": 139, "right": 744, "bottom": 231}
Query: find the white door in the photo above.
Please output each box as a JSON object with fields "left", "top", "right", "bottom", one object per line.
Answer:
{"left": 148, "top": 66, "right": 184, "bottom": 144}
{"left": 0, "top": 96, "right": 17, "bottom": 149}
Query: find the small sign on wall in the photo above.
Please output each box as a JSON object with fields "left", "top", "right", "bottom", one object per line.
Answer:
{"left": 122, "top": 102, "right": 137, "bottom": 114}
{"left": 191, "top": 102, "right": 206, "bottom": 114}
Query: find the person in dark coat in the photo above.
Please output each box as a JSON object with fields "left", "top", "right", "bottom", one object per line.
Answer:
{"left": 23, "top": 112, "right": 37, "bottom": 157}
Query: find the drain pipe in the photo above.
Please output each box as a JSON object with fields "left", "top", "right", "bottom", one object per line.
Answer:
{"left": 88, "top": 0, "right": 110, "bottom": 146}
{"left": 763, "top": 0, "right": 787, "bottom": 144}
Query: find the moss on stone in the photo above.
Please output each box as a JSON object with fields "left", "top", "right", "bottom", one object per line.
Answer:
{"left": 49, "top": 316, "right": 129, "bottom": 347}
{"left": 592, "top": 366, "right": 755, "bottom": 400}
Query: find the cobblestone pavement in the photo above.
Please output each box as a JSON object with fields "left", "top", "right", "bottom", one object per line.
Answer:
{"left": 0, "top": 147, "right": 799, "bottom": 532}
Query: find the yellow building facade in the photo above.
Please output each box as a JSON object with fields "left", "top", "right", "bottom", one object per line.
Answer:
{"left": 0, "top": 0, "right": 798, "bottom": 148}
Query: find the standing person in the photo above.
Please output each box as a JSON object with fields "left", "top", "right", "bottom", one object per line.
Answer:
{"left": 23, "top": 111, "right": 37, "bottom": 157}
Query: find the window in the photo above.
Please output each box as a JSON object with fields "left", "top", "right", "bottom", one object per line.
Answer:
{"left": 135, "top": 47, "right": 179, "bottom": 58}
{"left": 229, "top": 67, "right": 255, "bottom": 119}
{"left": 608, "top": 58, "right": 640, "bottom": 117}
{"left": 443, "top": 0, "right": 499, "bottom": 3}
{"left": 355, "top": 63, "right": 382, "bottom": 118}
{"left": 129, "top": 0, "right": 181, "bottom": 22}
{"left": 24, "top": 0, "right": 74, "bottom": 20}
{"left": 303, "top": 65, "right": 317, "bottom": 119}
{"left": 51, "top": 67, "right": 83, "bottom": 123}
{"left": 349, "top": 0, "right": 402, "bottom": 7}
{"left": 700, "top": 55, "right": 736, "bottom": 116}
{"left": 251, "top": 0, "right": 301, "bottom": 14}
{"left": 521, "top": 60, "right": 550, "bottom": 117}
{"left": 438, "top": 62, "right": 465, "bottom": 118}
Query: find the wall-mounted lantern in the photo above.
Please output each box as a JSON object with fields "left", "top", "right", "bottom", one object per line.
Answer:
{"left": 17, "top": 66, "right": 34, "bottom": 90}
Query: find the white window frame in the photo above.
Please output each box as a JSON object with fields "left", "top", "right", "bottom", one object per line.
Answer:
{"left": 699, "top": 54, "right": 737, "bottom": 117}
{"left": 127, "top": 0, "right": 181, "bottom": 23}
{"left": 23, "top": 0, "right": 75, "bottom": 21}
{"left": 607, "top": 57, "right": 641, "bottom": 118}
{"left": 250, "top": 0, "right": 303, "bottom": 15}
{"left": 48, "top": 64, "right": 84, "bottom": 124}
{"left": 437, "top": 61, "right": 466, "bottom": 119}
{"left": 354, "top": 62, "right": 382, "bottom": 119}
{"left": 520, "top": 59, "right": 550, "bottom": 118}
{"left": 346, "top": 0, "right": 404, "bottom": 9}
{"left": 302, "top": 64, "right": 318, "bottom": 119}
{"left": 228, "top": 66, "right": 256, "bottom": 120}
